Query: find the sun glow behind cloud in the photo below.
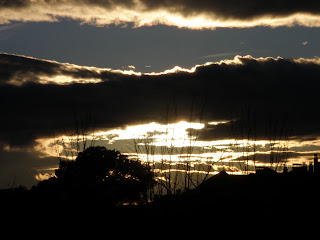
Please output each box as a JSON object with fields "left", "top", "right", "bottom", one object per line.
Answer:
{"left": 146, "top": 65, "right": 198, "bottom": 75}
{"left": 11, "top": 53, "right": 320, "bottom": 183}
{"left": 35, "top": 121, "right": 217, "bottom": 158}
{"left": 33, "top": 119, "right": 320, "bottom": 185}
{"left": 2, "top": 2, "right": 320, "bottom": 29}
{"left": 36, "top": 120, "right": 273, "bottom": 163}
{"left": 94, "top": 121, "right": 205, "bottom": 145}
{"left": 38, "top": 75, "right": 103, "bottom": 85}
{"left": 35, "top": 121, "right": 249, "bottom": 179}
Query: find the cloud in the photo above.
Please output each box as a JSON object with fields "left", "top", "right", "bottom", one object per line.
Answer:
{"left": 1, "top": 1, "right": 320, "bottom": 28}
{"left": 0, "top": 22, "right": 24, "bottom": 32}
{"left": 0, "top": 53, "right": 141, "bottom": 85}
{"left": 0, "top": 146, "right": 57, "bottom": 188}
{"left": 35, "top": 172, "right": 55, "bottom": 181}
{"left": 200, "top": 51, "right": 248, "bottom": 59}
{"left": 3, "top": 53, "right": 320, "bottom": 186}
{"left": 0, "top": 22, "right": 24, "bottom": 40}
{"left": 2, "top": 53, "right": 320, "bottom": 148}
{"left": 200, "top": 50, "right": 269, "bottom": 60}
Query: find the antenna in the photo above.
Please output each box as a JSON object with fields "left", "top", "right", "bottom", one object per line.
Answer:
{"left": 13, "top": 176, "right": 16, "bottom": 189}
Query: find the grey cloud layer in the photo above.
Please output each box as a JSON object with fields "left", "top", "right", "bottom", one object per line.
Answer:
{"left": 1, "top": 53, "right": 320, "bottom": 147}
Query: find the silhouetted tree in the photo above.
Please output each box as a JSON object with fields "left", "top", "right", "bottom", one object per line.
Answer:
{"left": 36, "top": 146, "right": 154, "bottom": 205}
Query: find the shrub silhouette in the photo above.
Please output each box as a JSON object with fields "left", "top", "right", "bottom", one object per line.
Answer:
{"left": 36, "top": 146, "right": 154, "bottom": 205}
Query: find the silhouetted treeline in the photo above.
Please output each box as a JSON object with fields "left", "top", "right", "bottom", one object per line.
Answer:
{"left": 3, "top": 148, "right": 320, "bottom": 220}
{"left": 32, "top": 147, "right": 155, "bottom": 205}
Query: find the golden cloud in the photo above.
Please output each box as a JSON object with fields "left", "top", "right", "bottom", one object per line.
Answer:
{"left": 1, "top": 1, "right": 320, "bottom": 29}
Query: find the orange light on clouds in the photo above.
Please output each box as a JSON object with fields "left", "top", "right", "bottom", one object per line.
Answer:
{"left": 8, "top": 55, "right": 319, "bottom": 85}
{"left": 1, "top": 3, "right": 320, "bottom": 29}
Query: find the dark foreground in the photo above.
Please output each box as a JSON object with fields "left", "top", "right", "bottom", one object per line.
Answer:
{"left": 2, "top": 171, "right": 320, "bottom": 222}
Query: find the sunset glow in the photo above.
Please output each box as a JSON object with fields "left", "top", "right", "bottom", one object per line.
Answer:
{"left": 2, "top": 1, "right": 320, "bottom": 216}
{"left": 2, "top": 3, "right": 320, "bottom": 29}
{"left": 34, "top": 120, "right": 315, "bottom": 171}
{"left": 2, "top": 0, "right": 320, "bottom": 220}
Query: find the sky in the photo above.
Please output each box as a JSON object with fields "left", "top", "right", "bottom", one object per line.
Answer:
{"left": 1, "top": 1, "right": 320, "bottom": 188}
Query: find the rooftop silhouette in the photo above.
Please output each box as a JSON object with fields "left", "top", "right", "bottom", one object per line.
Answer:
{"left": 2, "top": 150, "right": 320, "bottom": 220}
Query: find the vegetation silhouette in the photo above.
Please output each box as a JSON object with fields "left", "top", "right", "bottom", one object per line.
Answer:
{"left": 148, "top": 169, "right": 320, "bottom": 220}
{"left": 3, "top": 158, "right": 320, "bottom": 220}
{"left": 34, "top": 146, "right": 155, "bottom": 206}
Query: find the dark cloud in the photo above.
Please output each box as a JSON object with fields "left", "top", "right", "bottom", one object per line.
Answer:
{"left": 1, "top": 1, "right": 320, "bottom": 27}
{"left": 1, "top": 53, "right": 320, "bottom": 147}
{"left": 140, "top": 1, "right": 320, "bottom": 20}
{"left": 232, "top": 151, "right": 317, "bottom": 166}
{"left": 0, "top": 53, "right": 102, "bottom": 84}
{"left": 2, "top": 1, "right": 320, "bottom": 20}
{"left": 2, "top": 53, "right": 320, "bottom": 187}
{"left": 0, "top": 0, "right": 30, "bottom": 8}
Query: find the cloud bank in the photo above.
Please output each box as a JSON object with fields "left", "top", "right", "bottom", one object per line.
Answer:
{"left": 2, "top": 53, "right": 320, "bottom": 187}
{"left": 1, "top": 1, "right": 320, "bottom": 28}
{"left": 1, "top": 53, "right": 320, "bottom": 148}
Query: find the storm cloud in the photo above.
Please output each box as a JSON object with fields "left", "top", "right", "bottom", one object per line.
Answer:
{"left": 1, "top": 53, "right": 320, "bottom": 148}
{"left": 1, "top": 1, "right": 320, "bottom": 28}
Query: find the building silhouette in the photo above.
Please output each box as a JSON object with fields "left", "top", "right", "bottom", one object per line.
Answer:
{"left": 290, "top": 153, "right": 320, "bottom": 175}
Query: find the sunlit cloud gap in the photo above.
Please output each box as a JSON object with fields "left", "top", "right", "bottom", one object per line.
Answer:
{"left": 33, "top": 119, "right": 320, "bottom": 182}
{"left": 38, "top": 75, "right": 103, "bottom": 85}
{"left": 36, "top": 121, "right": 275, "bottom": 161}
{"left": 94, "top": 121, "right": 204, "bottom": 142}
